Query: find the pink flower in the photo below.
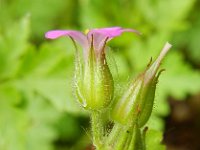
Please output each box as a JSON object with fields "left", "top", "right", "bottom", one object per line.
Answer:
{"left": 45, "top": 27, "right": 140, "bottom": 110}
{"left": 45, "top": 27, "right": 140, "bottom": 58}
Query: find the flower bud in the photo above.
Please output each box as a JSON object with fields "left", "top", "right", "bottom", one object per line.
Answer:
{"left": 111, "top": 78, "right": 142, "bottom": 124}
{"left": 111, "top": 42, "right": 172, "bottom": 126}
{"left": 74, "top": 41, "right": 114, "bottom": 110}
{"left": 45, "top": 27, "right": 139, "bottom": 111}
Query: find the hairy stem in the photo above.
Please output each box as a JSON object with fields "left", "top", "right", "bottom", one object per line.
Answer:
{"left": 91, "top": 111, "right": 104, "bottom": 149}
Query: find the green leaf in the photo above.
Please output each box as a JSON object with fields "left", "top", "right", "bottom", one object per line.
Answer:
{"left": 0, "top": 0, "right": 77, "bottom": 41}
{"left": 136, "top": 0, "right": 195, "bottom": 30}
{"left": 146, "top": 129, "right": 165, "bottom": 150}
{"left": 0, "top": 15, "right": 30, "bottom": 79}
{"left": 16, "top": 41, "right": 84, "bottom": 114}
{"left": 0, "top": 84, "right": 59, "bottom": 150}
{"left": 0, "top": 16, "right": 85, "bottom": 150}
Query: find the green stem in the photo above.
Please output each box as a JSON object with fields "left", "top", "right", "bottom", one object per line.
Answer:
{"left": 114, "top": 127, "right": 130, "bottom": 150}
{"left": 106, "top": 123, "right": 133, "bottom": 150}
{"left": 128, "top": 125, "right": 145, "bottom": 150}
{"left": 91, "top": 111, "right": 104, "bottom": 149}
{"left": 106, "top": 123, "right": 122, "bottom": 146}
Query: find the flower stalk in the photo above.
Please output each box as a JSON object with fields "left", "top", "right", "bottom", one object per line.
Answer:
{"left": 91, "top": 111, "right": 104, "bottom": 149}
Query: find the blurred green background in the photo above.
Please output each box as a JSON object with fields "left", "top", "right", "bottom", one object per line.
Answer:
{"left": 0, "top": 0, "right": 200, "bottom": 150}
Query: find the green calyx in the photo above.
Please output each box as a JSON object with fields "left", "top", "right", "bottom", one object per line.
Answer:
{"left": 111, "top": 68, "right": 160, "bottom": 126}
{"left": 74, "top": 44, "right": 114, "bottom": 110}
{"left": 111, "top": 78, "right": 142, "bottom": 124}
{"left": 111, "top": 42, "right": 172, "bottom": 126}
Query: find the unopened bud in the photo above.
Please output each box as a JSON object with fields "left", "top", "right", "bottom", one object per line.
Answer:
{"left": 111, "top": 42, "right": 172, "bottom": 126}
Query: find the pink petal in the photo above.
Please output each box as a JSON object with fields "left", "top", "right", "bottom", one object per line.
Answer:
{"left": 45, "top": 30, "right": 89, "bottom": 51}
{"left": 87, "top": 27, "right": 140, "bottom": 54}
